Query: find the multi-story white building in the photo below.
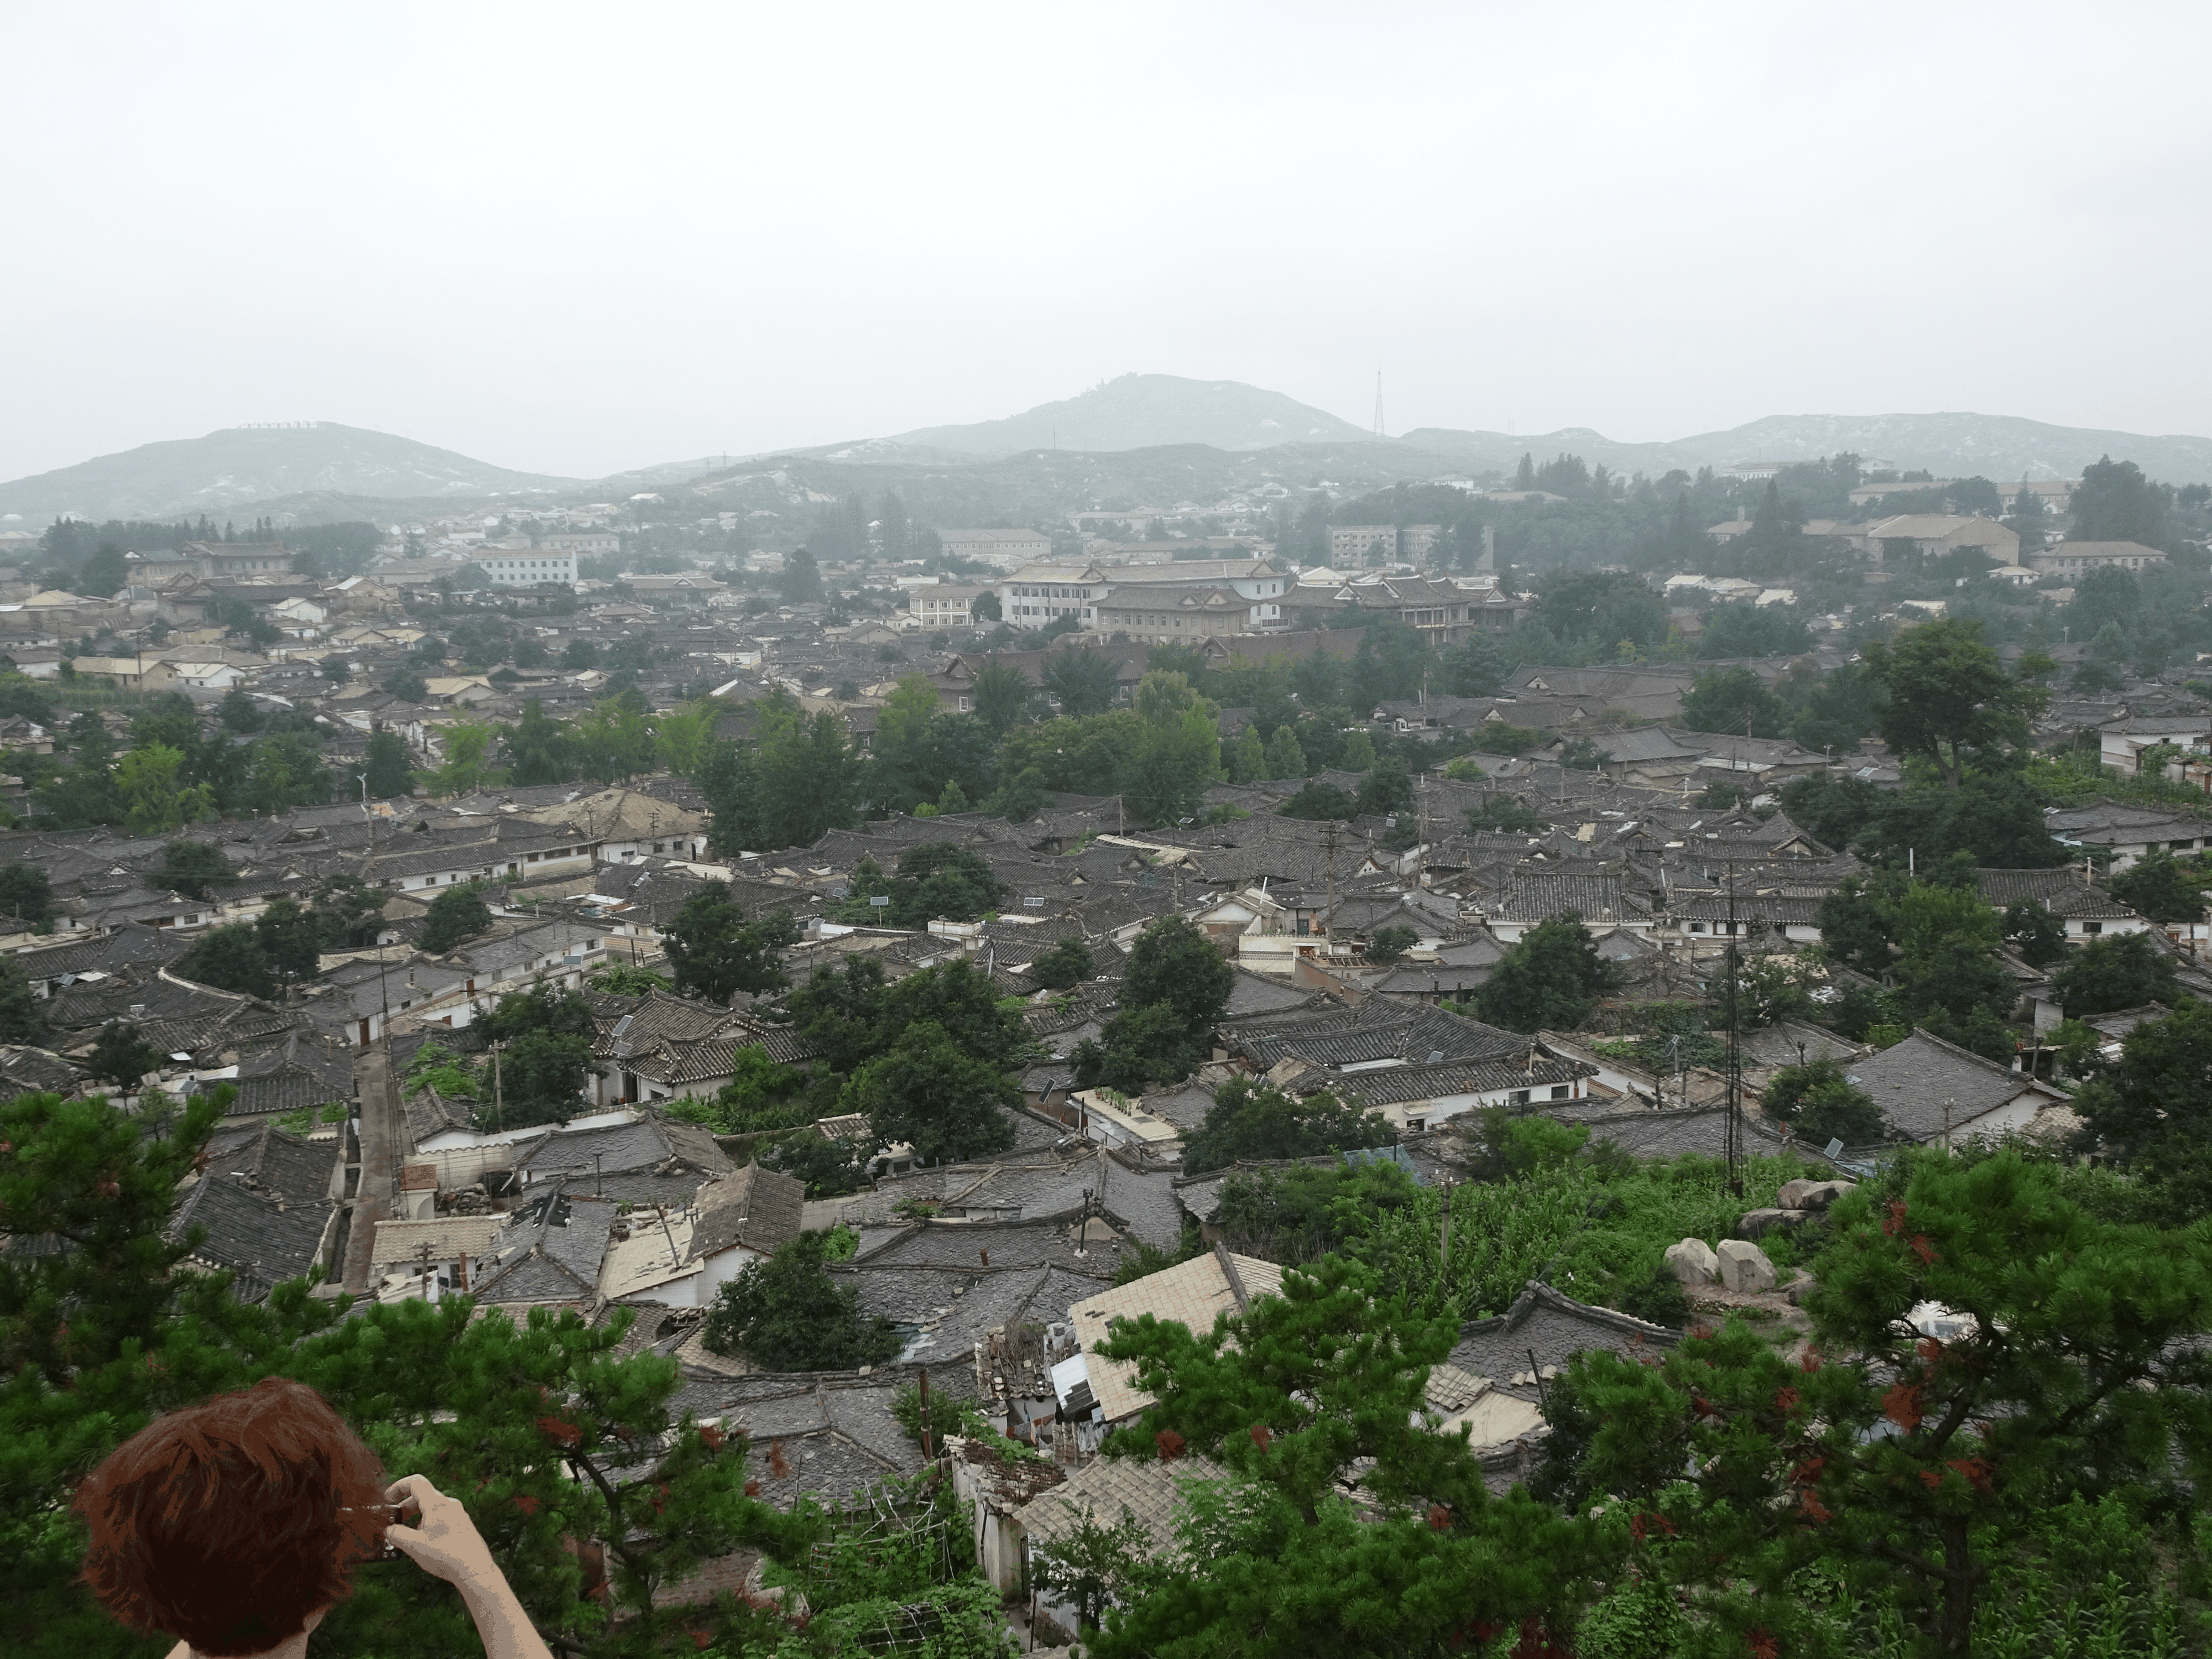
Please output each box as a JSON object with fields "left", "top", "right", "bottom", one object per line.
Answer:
{"left": 540, "top": 531, "right": 619, "bottom": 556}
{"left": 479, "top": 551, "right": 578, "bottom": 587}
{"left": 940, "top": 527, "right": 1056, "bottom": 568}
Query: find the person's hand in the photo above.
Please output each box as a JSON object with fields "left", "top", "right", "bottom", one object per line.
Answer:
{"left": 384, "top": 1474, "right": 500, "bottom": 1590}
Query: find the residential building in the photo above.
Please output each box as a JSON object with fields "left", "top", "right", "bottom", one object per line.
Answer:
{"left": 1839, "top": 1030, "right": 2073, "bottom": 1149}
{"left": 939, "top": 528, "right": 1056, "bottom": 568}
{"left": 907, "top": 585, "right": 990, "bottom": 629}
{"left": 1329, "top": 525, "right": 1439, "bottom": 563}
{"left": 540, "top": 531, "right": 619, "bottom": 556}
{"left": 2026, "top": 540, "right": 2167, "bottom": 578}
{"left": 1851, "top": 515, "right": 2020, "bottom": 565}
{"left": 1333, "top": 573, "right": 1485, "bottom": 644}
{"left": 477, "top": 549, "right": 578, "bottom": 587}
{"left": 1093, "top": 584, "right": 1259, "bottom": 641}
{"left": 2099, "top": 714, "right": 2211, "bottom": 775}
{"left": 998, "top": 564, "right": 1105, "bottom": 629}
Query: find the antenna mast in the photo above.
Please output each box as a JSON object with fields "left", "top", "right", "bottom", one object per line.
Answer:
{"left": 1724, "top": 857, "right": 1744, "bottom": 1197}
{"left": 1373, "top": 372, "right": 1386, "bottom": 441}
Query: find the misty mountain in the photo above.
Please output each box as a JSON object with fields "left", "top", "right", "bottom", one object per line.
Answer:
{"left": 0, "top": 422, "right": 581, "bottom": 524}
{"left": 1397, "top": 411, "right": 2212, "bottom": 485}
{"left": 886, "top": 373, "right": 1372, "bottom": 458}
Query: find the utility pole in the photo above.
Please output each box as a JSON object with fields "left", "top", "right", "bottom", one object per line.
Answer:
{"left": 492, "top": 1041, "right": 504, "bottom": 1131}
{"left": 1724, "top": 858, "right": 1743, "bottom": 1197}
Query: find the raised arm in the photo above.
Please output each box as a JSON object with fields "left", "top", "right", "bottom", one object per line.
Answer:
{"left": 384, "top": 1475, "right": 556, "bottom": 1659}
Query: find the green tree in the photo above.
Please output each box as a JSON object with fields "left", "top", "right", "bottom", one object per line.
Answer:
{"left": 1551, "top": 1151, "right": 2212, "bottom": 1655}
{"left": 1339, "top": 727, "right": 1377, "bottom": 769}
{"left": 254, "top": 897, "right": 322, "bottom": 986}
{"left": 569, "top": 693, "right": 654, "bottom": 784}
{"left": 159, "top": 841, "right": 234, "bottom": 902}
{"left": 1365, "top": 924, "right": 1418, "bottom": 963}
{"left": 662, "top": 1047, "right": 806, "bottom": 1135}
{"left": 2070, "top": 454, "right": 2170, "bottom": 546}
{"left": 867, "top": 841, "right": 1002, "bottom": 927}
{"left": 0, "top": 860, "right": 53, "bottom": 927}
{"left": 86, "top": 1021, "right": 161, "bottom": 1091}
{"left": 77, "top": 542, "right": 128, "bottom": 598}
{"left": 363, "top": 724, "right": 414, "bottom": 798}
{"left": 702, "top": 1230, "right": 900, "bottom": 1371}
{"left": 1679, "top": 664, "right": 1786, "bottom": 738}
{"left": 2051, "top": 929, "right": 2179, "bottom": 1016}
{"left": 174, "top": 921, "right": 275, "bottom": 998}
{"left": 382, "top": 665, "right": 430, "bottom": 702}
{"left": 2001, "top": 896, "right": 2068, "bottom": 967}
{"left": 215, "top": 686, "right": 265, "bottom": 733}
{"left": 418, "top": 718, "right": 505, "bottom": 797}
{"left": 752, "top": 693, "right": 862, "bottom": 846}
{"left": 2072, "top": 999, "right": 2212, "bottom": 1222}
{"left": 502, "top": 700, "right": 577, "bottom": 785}
{"left": 971, "top": 659, "right": 1031, "bottom": 737}
{"left": 777, "top": 546, "right": 824, "bottom": 603}
{"left": 1121, "top": 671, "right": 1223, "bottom": 827}
{"left": 1762, "top": 1056, "right": 1887, "bottom": 1146}
{"left": 1862, "top": 618, "right": 2046, "bottom": 789}
{"left": 418, "top": 881, "right": 493, "bottom": 954}
{"left": 1181, "top": 1076, "right": 1398, "bottom": 1175}
{"left": 1029, "top": 935, "right": 1094, "bottom": 990}
{"left": 1463, "top": 794, "right": 1543, "bottom": 834}
{"left": 1042, "top": 648, "right": 1119, "bottom": 717}
{"left": 116, "top": 743, "right": 212, "bottom": 836}
{"left": 1277, "top": 781, "right": 1358, "bottom": 821}
{"left": 1086, "top": 1256, "right": 1577, "bottom": 1656}
{"left": 661, "top": 885, "right": 799, "bottom": 1000}
{"left": 1074, "top": 911, "right": 1237, "bottom": 1088}
{"left": 488, "top": 1029, "right": 593, "bottom": 1128}
{"left": 1228, "top": 724, "right": 1266, "bottom": 782}
{"left": 1472, "top": 913, "right": 1620, "bottom": 1032}
{"left": 560, "top": 638, "right": 598, "bottom": 670}
{"left": 2109, "top": 849, "right": 2207, "bottom": 924}
{"left": 1262, "top": 722, "right": 1307, "bottom": 780}
{"left": 649, "top": 700, "right": 720, "bottom": 780}
{"left": 842, "top": 1020, "right": 1019, "bottom": 1166}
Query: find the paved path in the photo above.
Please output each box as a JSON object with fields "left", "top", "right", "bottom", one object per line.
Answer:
{"left": 341, "top": 1043, "right": 400, "bottom": 1293}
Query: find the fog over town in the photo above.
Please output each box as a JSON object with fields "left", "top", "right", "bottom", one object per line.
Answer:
{"left": 5, "top": 8, "right": 2212, "bottom": 1659}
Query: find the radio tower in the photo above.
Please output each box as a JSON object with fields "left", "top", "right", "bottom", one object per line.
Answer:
{"left": 1372, "top": 372, "right": 1386, "bottom": 440}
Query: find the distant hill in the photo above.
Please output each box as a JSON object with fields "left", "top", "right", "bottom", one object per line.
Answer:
{"left": 1396, "top": 412, "right": 2212, "bottom": 485}
{"left": 887, "top": 373, "right": 1371, "bottom": 457}
{"left": 0, "top": 422, "right": 581, "bottom": 523}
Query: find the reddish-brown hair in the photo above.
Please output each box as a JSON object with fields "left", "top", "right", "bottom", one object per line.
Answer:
{"left": 74, "top": 1376, "right": 388, "bottom": 1655}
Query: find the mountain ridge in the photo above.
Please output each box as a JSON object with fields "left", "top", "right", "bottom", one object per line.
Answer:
{"left": 0, "top": 422, "right": 582, "bottom": 524}
{"left": 886, "top": 372, "right": 1372, "bottom": 457}
{"left": 9, "top": 391, "right": 2212, "bottom": 529}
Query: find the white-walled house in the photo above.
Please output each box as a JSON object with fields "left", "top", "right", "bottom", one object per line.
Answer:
{"left": 596, "top": 1164, "right": 805, "bottom": 1308}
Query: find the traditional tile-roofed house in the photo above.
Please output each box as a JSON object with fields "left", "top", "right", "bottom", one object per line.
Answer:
{"left": 369, "top": 1215, "right": 510, "bottom": 1296}
{"left": 1448, "top": 1282, "right": 1680, "bottom": 1489}
{"left": 1841, "top": 1029, "right": 2071, "bottom": 1148}
{"left": 170, "top": 1167, "right": 338, "bottom": 1301}
{"left": 0, "top": 1044, "right": 81, "bottom": 1099}
{"left": 1061, "top": 1248, "right": 1285, "bottom": 1426}
{"left": 1974, "top": 867, "right": 2149, "bottom": 939}
{"left": 512, "top": 1107, "right": 734, "bottom": 1187}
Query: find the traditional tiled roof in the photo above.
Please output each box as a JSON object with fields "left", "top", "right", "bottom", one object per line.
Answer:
{"left": 170, "top": 1172, "right": 334, "bottom": 1291}
{"left": 369, "top": 1215, "right": 510, "bottom": 1267}
{"left": 1841, "top": 1030, "right": 2063, "bottom": 1142}
{"left": 688, "top": 1164, "right": 806, "bottom": 1261}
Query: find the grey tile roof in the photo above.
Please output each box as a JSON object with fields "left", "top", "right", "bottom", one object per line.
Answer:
{"left": 169, "top": 1173, "right": 333, "bottom": 1290}
{"left": 690, "top": 1164, "right": 806, "bottom": 1260}
{"left": 1841, "top": 1030, "right": 2062, "bottom": 1142}
{"left": 1449, "top": 1281, "right": 1678, "bottom": 1389}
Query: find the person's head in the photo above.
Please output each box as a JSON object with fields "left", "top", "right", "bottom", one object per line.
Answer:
{"left": 74, "top": 1376, "right": 388, "bottom": 1655}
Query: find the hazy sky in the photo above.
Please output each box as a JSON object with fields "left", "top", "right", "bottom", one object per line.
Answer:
{"left": 6, "top": 2, "right": 2210, "bottom": 482}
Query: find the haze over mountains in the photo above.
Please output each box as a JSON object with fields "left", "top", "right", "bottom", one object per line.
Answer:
{"left": 8, "top": 375, "right": 2212, "bottom": 526}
